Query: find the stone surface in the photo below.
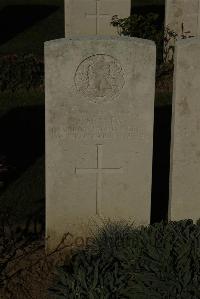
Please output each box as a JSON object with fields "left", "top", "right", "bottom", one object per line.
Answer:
{"left": 45, "top": 37, "right": 156, "bottom": 251}
{"left": 65, "top": 0, "right": 131, "bottom": 36}
{"left": 165, "top": 0, "right": 200, "bottom": 61}
{"left": 169, "top": 38, "right": 200, "bottom": 222}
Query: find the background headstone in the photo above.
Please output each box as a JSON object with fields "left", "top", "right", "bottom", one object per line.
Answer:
{"left": 45, "top": 37, "right": 156, "bottom": 251}
{"left": 65, "top": 0, "right": 131, "bottom": 36}
{"left": 165, "top": 0, "right": 200, "bottom": 61}
{"left": 169, "top": 38, "right": 200, "bottom": 222}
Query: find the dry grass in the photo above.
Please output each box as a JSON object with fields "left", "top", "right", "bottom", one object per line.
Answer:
{"left": 0, "top": 234, "right": 74, "bottom": 299}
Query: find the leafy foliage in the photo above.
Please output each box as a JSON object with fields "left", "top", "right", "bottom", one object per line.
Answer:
{"left": 49, "top": 250, "right": 131, "bottom": 299}
{"left": 125, "top": 220, "right": 200, "bottom": 298}
{"left": 49, "top": 219, "right": 200, "bottom": 298}
{"left": 111, "top": 13, "right": 164, "bottom": 65}
{"left": 163, "top": 25, "right": 178, "bottom": 64}
{"left": 111, "top": 14, "right": 195, "bottom": 65}
{"left": 163, "top": 23, "right": 195, "bottom": 64}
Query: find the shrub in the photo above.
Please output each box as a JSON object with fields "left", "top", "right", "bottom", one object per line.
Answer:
{"left": 0, "top": 54, "right": 44, "bottom": 92}
{"left": 111, "top": 13, "right": 175, "bottom": 92}
{"left": 111, "top": 14, "right": 195, "bottom": 92}
{"left": 49, "top": 219, "right": 200, "bottom": 298}
{"left": 111, "top": 13, "right": 164, "bottom": 65}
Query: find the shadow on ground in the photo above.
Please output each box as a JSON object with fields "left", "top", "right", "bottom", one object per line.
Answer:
{"left": 0, "top": 106, "right": 45, "bottom": 232}
{"left": 0, "top": 5, "right": 59, "bottom": 45}
{"left": 151, "top": 105, "right": 172, "bottom": 224}
{"left": 0, "top": 105, "right": 44, "bottom": 178}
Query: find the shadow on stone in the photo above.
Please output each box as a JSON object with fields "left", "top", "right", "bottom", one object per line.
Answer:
{"left": 0, "top": 105, "right": 44, "bottom": 180}
{"left": 132, "top": 5, "right": 165, "bottom": 27}
{"left": 0, "top": 103, "right": 172, "bottom": 225}
{"left": 0, "top": 5, "right": 59, "bottom": 45}
{"left": 151, "top": 105, "right": 172, "bottom": 224}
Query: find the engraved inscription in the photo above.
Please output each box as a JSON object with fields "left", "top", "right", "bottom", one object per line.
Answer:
{"left": 50, "top": 126, "right": 144, "bottom": 140}
{"left": 74, "top": 54, "right": 125, "bottom": 102}
{"left": 49, "top": 111, "right": 145, "bottom": 141}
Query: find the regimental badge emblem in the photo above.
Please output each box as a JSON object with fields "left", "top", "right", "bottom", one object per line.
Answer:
{"left": 74, "top": 54, "right": 125, "bottom": 102}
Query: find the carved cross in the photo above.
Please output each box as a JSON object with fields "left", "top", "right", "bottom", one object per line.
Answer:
{"left": 75, "top": 144, "right": 123, "bottom": 216}
{"left": 85, "top": 0, "right": 111, "bottom": 34}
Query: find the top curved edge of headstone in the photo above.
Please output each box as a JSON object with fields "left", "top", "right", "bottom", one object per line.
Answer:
{"left": 176, "top": 37, "right": 200, "bottom": 47}
{"left": 44, "top": 36, "right": 155, "bottom": 48}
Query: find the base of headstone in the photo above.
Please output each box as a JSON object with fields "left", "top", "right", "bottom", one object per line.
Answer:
{"left": 46, "top": 216, "right": 148, "bottom": 252}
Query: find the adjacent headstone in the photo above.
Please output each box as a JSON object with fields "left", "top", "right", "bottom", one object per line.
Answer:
{"left": 169, "top": 38, "right": 200, "bottom": 222}
{"left": 165, "top": 0, "right": 200, "bottom": 61}
{"left": 45, "top": 37, "right": 156, "bottom": 251}
{"left": 65, "top": 0, "right": 131, "bottom": 36}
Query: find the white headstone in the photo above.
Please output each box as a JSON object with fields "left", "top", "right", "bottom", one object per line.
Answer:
{"left": 45, "top": 37, "right": 156, "bottom": 251}
{"left": 169, "top": 37, "right": 200, "bottom": 222}
{"left": 165, "top": 0, "right": 200, "bottom": 61}
{"left": 65, "top": 0, "right": 131, "bottom": 36}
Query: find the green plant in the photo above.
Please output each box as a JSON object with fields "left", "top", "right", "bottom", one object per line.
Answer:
{"left": 111, "top": 13, "right": 164, "bottom": 65}
{"left": 163, "top": 22, "right": 194, "bottom": 64}
{"left": 112, "top": 14, "right": 195, "bottom": 65}
{"left": 163, "top": 25, "right": 178, "bottom": 64}
{"left": 126, "top": 220, "right": 200, "bottom": 298}
{"left": 49, "top": 219, "right": 200, "bottom": 298}
{"left": 48, "top": 220, "right": 137, "bottom": 299}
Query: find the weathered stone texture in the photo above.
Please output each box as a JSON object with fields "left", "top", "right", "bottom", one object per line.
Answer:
{"left": 45, "top": 37, "right": 156, "bottom": 250}
{"left": 65, "top": 0, "right": 131, "bottom": 36}
{"left": 170, "top": 38, "right": 200, "bottom": 222}
{"left": 165, "top": 0, "right": 200, "bottom": 61}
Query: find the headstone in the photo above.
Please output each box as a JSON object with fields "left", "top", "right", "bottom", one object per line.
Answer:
{"left": 169, "top": 37, "right": 200, "bottom": 222}
{"left": 45, "top": 37, "right": 156, "bottom": 251}
{"left": 165, "top": 0, "right": 200, "bottom": 61}
{"left": 65, "top": 0, "right": 131, "bottom": 36}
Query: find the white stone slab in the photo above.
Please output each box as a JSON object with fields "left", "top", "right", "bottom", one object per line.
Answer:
{"left": 65, "top": 0, "right": 131, "bottom": 36}
{"left": 45, "top": 37, "right": 156, "bottom": 251}
{"left": 165, "top": 0, "right": 200, "bottom": 61}
{"left": 169, "top": 38, "right": 200, "bottom": 222}
{"left": 165, "top": 0, "right": 200, "bottom": 36}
